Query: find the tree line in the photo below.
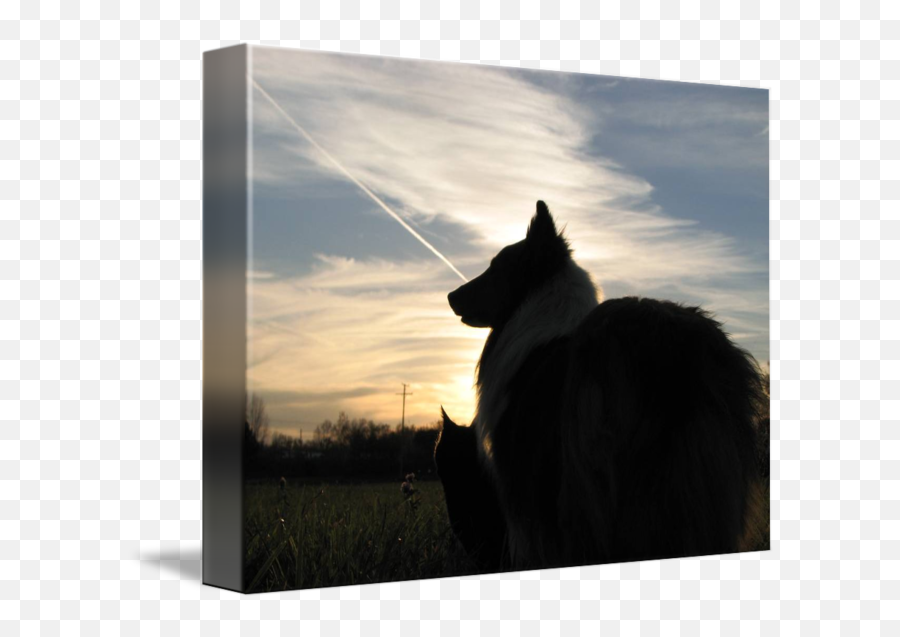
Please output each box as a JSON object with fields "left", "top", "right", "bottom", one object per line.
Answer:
{"left": 242, "top": 367, "right": 770, "bottom": 483}
{"left": 244, "top": 394, "right": 442, "bottom": 482}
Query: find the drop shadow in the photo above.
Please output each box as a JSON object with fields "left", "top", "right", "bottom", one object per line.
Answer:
{"left": 139, "top": 547, "right": 203, "bottom": 583}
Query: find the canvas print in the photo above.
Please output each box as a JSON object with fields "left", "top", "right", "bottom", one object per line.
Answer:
{"left": 203, "top": 44, "right": 769, "bottom": 593}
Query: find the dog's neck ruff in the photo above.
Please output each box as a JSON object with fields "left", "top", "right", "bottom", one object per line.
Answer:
{"left": 474, "top": 260, "right": 599, "bottom": 464}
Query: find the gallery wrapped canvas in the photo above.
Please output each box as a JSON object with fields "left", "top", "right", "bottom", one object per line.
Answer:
{"left": 203, "top": 44, "right": 770, "bottom": 593}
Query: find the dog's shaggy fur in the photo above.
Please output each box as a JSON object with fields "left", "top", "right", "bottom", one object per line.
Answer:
{"left": 438, "top": 201, "right": 766, "bottom": 569}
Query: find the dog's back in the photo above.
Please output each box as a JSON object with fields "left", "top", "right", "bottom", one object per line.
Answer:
{"left": 489, "top": 297, "right": 764, "bottom": 567}
{"left": 560, "top": 297, "right": 764, "bottom": 563}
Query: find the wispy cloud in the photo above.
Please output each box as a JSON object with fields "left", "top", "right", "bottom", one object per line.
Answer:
{"left": 248, "top": 256, "right": 484, "bottom": 435}
{"left": 251, "top": 48, "right": 763, "bottom": 287}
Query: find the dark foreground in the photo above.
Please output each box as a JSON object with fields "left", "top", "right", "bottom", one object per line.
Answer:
{"left": 244, "top": 480, "right": 769, "bottom": 593}
{"left": 243, "top": 480, "right": 482, "bottom": 593}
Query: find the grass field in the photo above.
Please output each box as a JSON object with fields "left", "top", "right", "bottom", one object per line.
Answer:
{"left": 244, "top": 479, "right": 771, "bottom": 593}
{"left": 243, "top": 480, "right": 482, "bottom": 593}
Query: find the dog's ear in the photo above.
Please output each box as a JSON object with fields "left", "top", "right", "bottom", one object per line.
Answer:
{"left": 526, "top": 201, "right": 572, "bottom": 265}
{"left": 527, "top": 200, "right": 559, "bottom": 242}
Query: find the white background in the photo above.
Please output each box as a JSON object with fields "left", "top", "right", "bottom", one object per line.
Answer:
{"left": 1, "top": 0, "right": 897, "bottom": 634}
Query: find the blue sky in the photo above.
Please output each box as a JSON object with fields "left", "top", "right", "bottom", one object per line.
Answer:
{"left": 246, "top": 47, "right": 769, "bottom": 437}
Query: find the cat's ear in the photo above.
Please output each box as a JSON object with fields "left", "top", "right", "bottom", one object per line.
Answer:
{"left": 441, "top": 406, "right": 458, "bottom": 430}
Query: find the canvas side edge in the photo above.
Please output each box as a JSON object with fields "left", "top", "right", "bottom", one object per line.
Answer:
{"left": 202, "top": 43, "right": 248, "bottom": 593}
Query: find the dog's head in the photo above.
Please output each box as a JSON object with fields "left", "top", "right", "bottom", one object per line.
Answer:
{"left": 448, "top": 201, "right": 571, "bottom": 329}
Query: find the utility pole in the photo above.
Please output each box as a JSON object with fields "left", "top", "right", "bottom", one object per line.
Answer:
{"left": 396, "top": 383, "right": 413, "bottom": 431}
{"left": 396, "top": 383, "right": 413, "bottom": 476}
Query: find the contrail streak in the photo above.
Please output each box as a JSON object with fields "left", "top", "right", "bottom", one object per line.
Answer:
{"left": 250, "top": 77, "right": 469, "bottom": 283}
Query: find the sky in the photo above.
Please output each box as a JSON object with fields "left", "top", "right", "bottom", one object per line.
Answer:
{"left": 246, "top": 46, "right": 769, "bottom": 438}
